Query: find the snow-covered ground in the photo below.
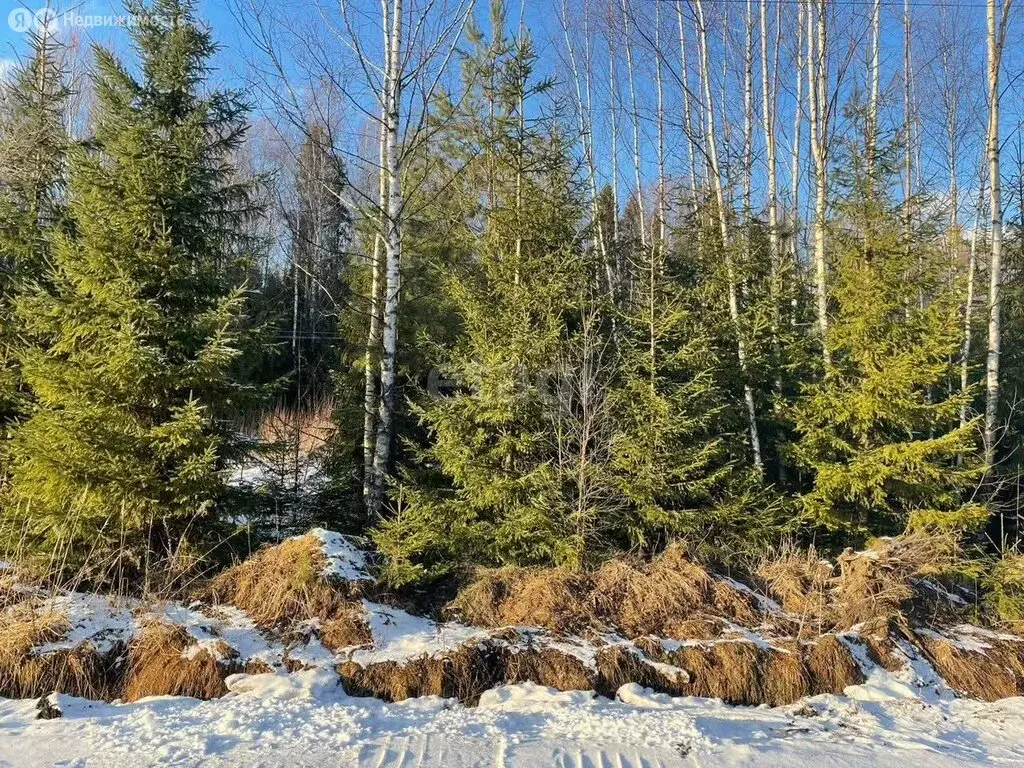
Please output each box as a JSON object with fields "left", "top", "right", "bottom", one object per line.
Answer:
{"left": 1, "top": 671, "right": 1023, "bottom": 767}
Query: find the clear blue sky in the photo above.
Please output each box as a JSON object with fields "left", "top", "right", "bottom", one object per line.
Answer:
{"left": 0, "top": 0, "right": 1018, "bottom": 222}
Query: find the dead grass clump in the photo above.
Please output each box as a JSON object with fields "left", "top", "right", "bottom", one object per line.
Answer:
{"left": 834, "top": 534, "right": 953, "bottom": 629}
{"left": 594, "top": 645, "right": 689, "bottom": 698}
{"left": 665, "top": 641, "right": 769, "bottom": 705}
{"left": 758, "top": 545, "right": 833, "bottom": 620}
{"left": 209, "top": 535, "right": 371, "bottom": 650}
{"left": 448, "top": 567, "right": 597, "bottom": 635}
{"left": 594, "top": 549, "right": 713, "bottom": 638}
{"left": 489, "top": 569, "right": 595, "bottom": 635}
{"left": 337, "top": 640, "right": 512, "bottom": 704}
{"left": 505, "top": 646, "right": 597, "bottom": 692}
{"left": 648, "top": 636, "right": 863, "bottom": 707}
{"left": 0, "top": 603, "right": 116, "bottom": 700}
{"left": 804, "top": 635, "right": 865, "bottom": 695}
{"left": 856, "top": 617, "right": 911, "bottom": 671}
{"left": 595, "top": 546, "right": 762, "bottom": 637}
{"left": 123, "top": 622, "right": 241, "bottom": 702}
{"left": 916, "top": 629, "right": 1024, "bottom": 701}
{"left": 449, "top": 545, "right": 764, "bottom": 641}
{"left": 660, "top": 617, "right": 727, "bottom": 641}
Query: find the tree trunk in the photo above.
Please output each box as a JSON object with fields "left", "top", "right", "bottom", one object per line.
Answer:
{"left": 694, "top": 0, "right": 762, "bottom": 470}
{"left": 362, "top": 109, "right": 387, "bottom": 507}
{"left": 962, "top": 175, "right": 986, "bottom": 430}
{"left": 867, "top": 0, "right": 880, "bottom": 177}
{"left": 984, "top": 0, "right": 1008, "bottom": 468}
{"left": 369, "top": 0, "right": 404, "bottom": 520}
{"left": 676, "top": 1, "right": 699, "bottom": 221}
{"left": 790, "top": 0, "right": 804, "bottom": 265}
{"left": 621, "top": 0, "right": 647, "bottom": 254}
{"left": 807, "top": 0, "right": 829, "bottom": 366}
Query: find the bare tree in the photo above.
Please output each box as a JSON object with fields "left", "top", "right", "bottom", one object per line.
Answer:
{"left": 984, "top": 0, "right": 1014, "bottom": 467}
{"left": 806, "top": 0, "right": 829, "bottom": 365}
{"left": 867, "top": 0, "right": 880, "bottom": 177}
{"left": 620, "top": 0, "right": 647, "bottom": 251}
{"left": 789, "top": 0, "right": 805, "bottom": 264}
{"left": 693, "top": 0, "right": 762, "bottom": 469}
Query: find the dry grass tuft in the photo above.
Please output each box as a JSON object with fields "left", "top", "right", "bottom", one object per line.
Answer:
{"left": 497, "top": 569, "right": 596, "bottom": 635}
{"left": 209, "top": 535, "right": 371, "bottom": 650}
{"left": 916, "top": 629, "right": 1024, "bottom": 701}
{"left": 594, "top": 546, "right": 718, "bottom": 638}
{"left": 338, "top": 639, "right": 513, "bottom": 704}
{"left": 123, "top": 622, "right": 241, "bottom": 702}
{"left": 834, "top": 533, "right": 954, "bottom": 629}
{"left": 451, "top": 567, "right": 595, "bottom": 635}
{"left": 804, "top": 634, "right": 865, "bottom": 694}
{"left": 449, "top": 544, "right": 762, "bottom": 641}
{"left": 649, "top": 636, "right": 863, "bottom": 706}
{"left": 755, "top": 532, "right": 968, "bottom": 633}
{"left": 0, "top": 602, "right": 116, "bottom": 700}
{"left": 758, "top": 544, "right": 833, "bottom": 621}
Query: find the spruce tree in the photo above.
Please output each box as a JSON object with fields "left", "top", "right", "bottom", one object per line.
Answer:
{"left": 790, "top": 134, "right": 986, "bottom": 537}
{"left": 609, "top": 215, "right": 773, "bottom": 553}
{"left": 4, "top": 0, "right": 257, "bottom": 574}
{"left": 0, "top": 26, "right": 70, "bottom": 444}
{"left": 374, "top": 20, "right": 593, "bottom": 583}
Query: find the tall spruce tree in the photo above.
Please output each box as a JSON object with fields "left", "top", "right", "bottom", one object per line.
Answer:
{"left": 374, "top": 19, "right": 597, "bottom": 583}
{"left": 790, "top": 133, "right": 986, "bottom": 537}
{"left": 3, "top": 0, "right": 257, "bottom": 574}
{"left": 0, "top": 26, "right": 70, "bottom": 445}
{"left": 609, "top": 211, "right": 774, "bottom": 553}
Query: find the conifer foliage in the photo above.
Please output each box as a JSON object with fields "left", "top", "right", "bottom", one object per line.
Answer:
{"left": 4, "top": 0, "right": 257, "bottom": 572}
{"left": 0, "top": 25, "right": 70, "bottom": 439}
{"left": 790, "top": 146, "right": 985, "bottom": 536}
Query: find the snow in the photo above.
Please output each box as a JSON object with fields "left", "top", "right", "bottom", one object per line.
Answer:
{"left": 346, "top": 601, "right": 492, "bottom": 664}
{"left": 5, "top": 531, "right": 1024, "bottom": 766}
{"left": 32, "top": 592, "right": 135, "bottom": 656}
{"left": 838, "top": 631, "right": 952, "bottom": 705}
{"left": 304, "top": 528, "right": 370, "bottom": 582}
{"left": 2, "top": 672, "right": 1024, "bottom": 767}
{"left": 477, "top": 681, "right": 595, "bottom": 709}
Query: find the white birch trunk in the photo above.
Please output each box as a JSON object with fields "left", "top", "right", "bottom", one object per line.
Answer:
{"left": 807, "top": 0, "right": 829, "bottom": 365}
{"left": 369, "top": 0, "right": 404, "bottom": 519}
{"left": 694, "top": 0, "right": 762, "bottom": 469}
{"left": 984, "top": 0, "right": 1009, "bottom": 467}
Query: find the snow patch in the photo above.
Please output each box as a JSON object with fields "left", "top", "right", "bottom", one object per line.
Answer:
{"left": 225, "top": 668, "right": 340, "bottom": 700}
{"left": 616, "top": 683, "right": 681, "bottom": 709}
{"left": 478, "top": 682, "right": 596, "bottom": 709}
{"left": 304, "top": 528, "right": 370, "bottom": 582}
{"left": 347, "top": 601, "right": 491, "bottom": 665}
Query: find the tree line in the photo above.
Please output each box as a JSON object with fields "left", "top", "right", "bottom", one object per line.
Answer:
{"left": 0, "top": 0, "right": 1022, "bottom": 595}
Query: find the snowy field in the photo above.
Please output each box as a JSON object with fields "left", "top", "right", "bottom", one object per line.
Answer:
{"left": 1, "top": 671, "right": 1023, "bottom": 767}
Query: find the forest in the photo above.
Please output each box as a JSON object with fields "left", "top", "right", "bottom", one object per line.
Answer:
{"left": 0, "top": 0, "right": 1022, "bottom": 625}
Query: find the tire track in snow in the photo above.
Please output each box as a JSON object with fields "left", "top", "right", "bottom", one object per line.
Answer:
{"left": 357, "top": 736, "right": 680, "bottom": 768}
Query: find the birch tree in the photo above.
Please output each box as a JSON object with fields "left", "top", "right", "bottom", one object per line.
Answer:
{"left": 807, "top": 0, "right": 829, "bottom": 365}
{"left": 984, "top": 0, "right": 1014, "bottom": 468}
{"left": 693, "top": 0, "right": 762, "bottom": 469}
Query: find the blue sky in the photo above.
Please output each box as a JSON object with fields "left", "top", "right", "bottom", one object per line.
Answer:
{"left": 0, "top": 0, "right": 1016, "bottom": 225}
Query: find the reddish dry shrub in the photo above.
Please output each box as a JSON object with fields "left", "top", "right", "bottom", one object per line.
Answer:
{"left": 254, "top": 398, "right": 337, "bottom": 458}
